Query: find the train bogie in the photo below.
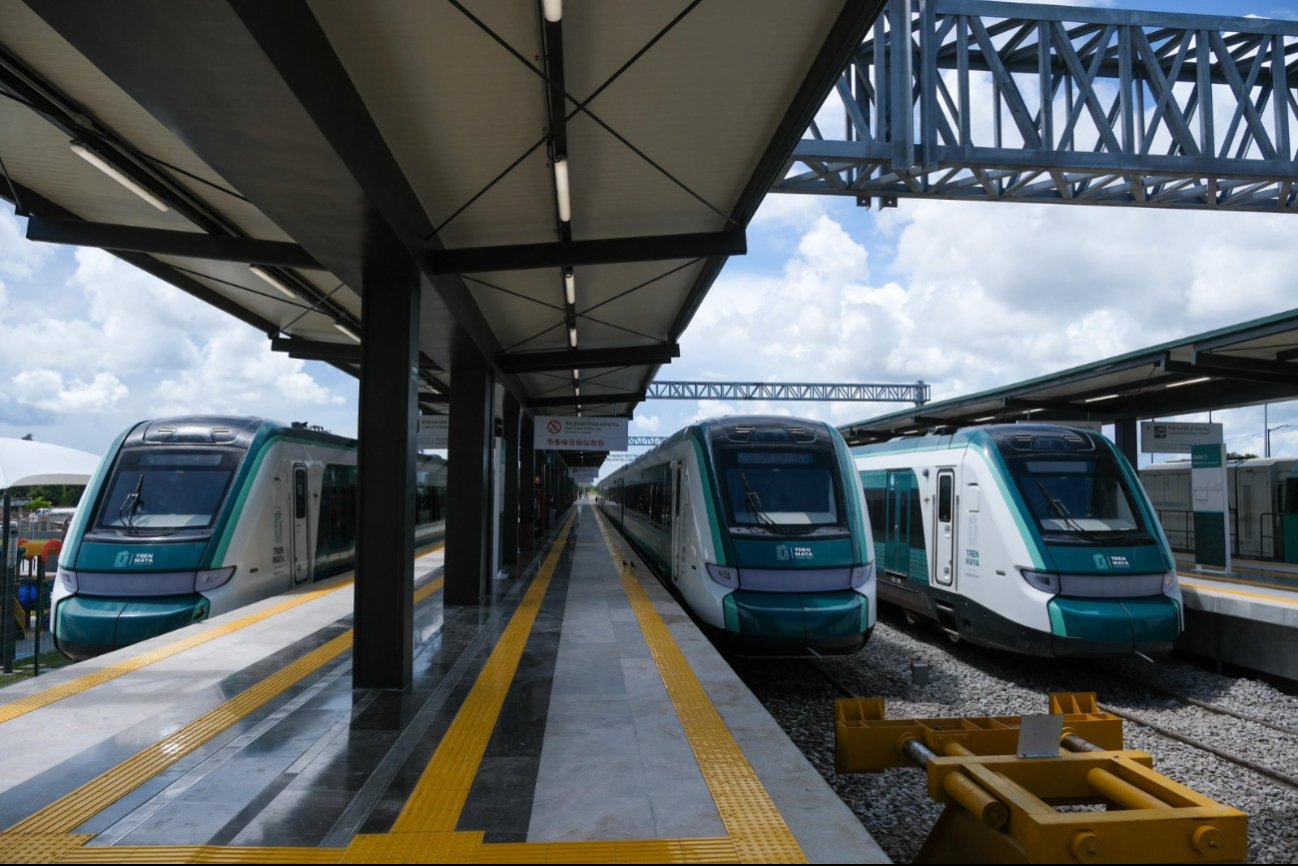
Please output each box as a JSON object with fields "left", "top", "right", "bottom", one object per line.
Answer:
{"left": 856, "top": 424, "right": 1181, "bottom": 658}
{"left": 598, "top": 416, "right": 875, "bottom": 655}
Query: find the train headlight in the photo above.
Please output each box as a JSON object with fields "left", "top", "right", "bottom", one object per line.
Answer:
{"left": 850, "top": 562, "right": 876, "bottom": 587}
{"left": 1163, "top": 570, "right": 1178, "bottom": 593}
{"left": 58, "top": 568, "right": 77, "bottom": 592}
{"left": 195, "top": 566, "right": 236, "bottom": 591}
{"left": 705, "top": 563, "right": 739, "bottom": 588}
{"left": 1019, "top": 569, "right": 1060, "bottom": 594}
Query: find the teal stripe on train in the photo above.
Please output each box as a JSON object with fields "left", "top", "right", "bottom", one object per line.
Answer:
{"left": 731, "top": 538, "right": 855, "bottom": 568}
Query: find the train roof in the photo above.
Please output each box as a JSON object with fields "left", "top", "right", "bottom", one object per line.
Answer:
{"left": 850, "top": 422, "right": 1112, "bottom": 458}
{"left": 122, "top": 416, "right": 354, "bottom": 450}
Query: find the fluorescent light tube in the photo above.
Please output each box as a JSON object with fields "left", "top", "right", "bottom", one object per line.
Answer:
{"left": 1166, "top": 376, "right": 1213, "bottom": 389}
{"left": 564, "top": 268, "right": 575, "bottom": 305}
{"left": 249, "top": 266, "right": 296, "bottom": 299}
{"left": 543, "top": 0, "right": 562, "bottom": 22}
{"left": 70, "top": 140, "right": 169, "bottom": 212}
{"left": 554, "top": 157, "right": 571, "bottom": 222}
{"left": 568, "top": 326, "right": 577, "bottom": 348}
{"left": 1083, "top": 393, "right": 1120, "bottom": 403}
{"left": 334, "top": 322, "right": 360, "bottom": 343}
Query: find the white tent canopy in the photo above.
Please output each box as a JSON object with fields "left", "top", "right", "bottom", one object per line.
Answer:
{"left": 0, "top": 438, "right": 102, "bottom": 490}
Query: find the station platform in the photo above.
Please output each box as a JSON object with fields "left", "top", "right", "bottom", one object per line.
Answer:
{"left": 1174, "top": 553, "right": 1298, "bottom": 682}
{"left": 0, "top": 501, "right": 885, "bottom": 864}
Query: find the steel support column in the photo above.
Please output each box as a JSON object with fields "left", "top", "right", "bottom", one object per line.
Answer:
{"left": 1114, "top": 418, "right": 1139, "bottom": 467}
{"left": 354, "top": 274, "right": 419, "bottom": 691}
{"left": 501, "top": 395, "right": 520, "bottom": 572}
{"left": 445, "top": 343, "right": 492, "bottom": 605}
{"left": 519, "top": 414, "right": 536, "bottom": 555}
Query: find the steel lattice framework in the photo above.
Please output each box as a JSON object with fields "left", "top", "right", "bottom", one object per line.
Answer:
{"left": 646, "top": 380, "right": 929, "bottom": 404}
{"left": 627, "top": 436, "right": 665, "bottom": 447}
{"left": 778, "top": 0, "right": 1298, "bottom": 212}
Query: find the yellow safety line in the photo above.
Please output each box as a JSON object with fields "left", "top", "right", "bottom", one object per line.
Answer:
{"left": 0, "top": 544, "right": 445, "bottom": 726}
{"left": 1176, "top": 569, "right": 1298, "bottom": 593}
{"left": 390, "top": 515, "right": 575, "bottom": 833}
{"left": 7, "top": 631, "right": 355, "bottom": 836}
{"left": 1180, "top": 578, "right": 1298, "bottom": 605}
{"left": 592, "top": 510, "right": 806, "bottom": 864}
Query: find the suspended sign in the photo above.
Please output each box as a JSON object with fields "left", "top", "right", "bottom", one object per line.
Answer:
{"left": 534, "top": 415, "right": 628, "bottom": 451}
{"left": 1140, "top": 421, "right": 1222, "bottom": 454}
{"left": 417, "top": 416, "right": 449, "bottom": 450}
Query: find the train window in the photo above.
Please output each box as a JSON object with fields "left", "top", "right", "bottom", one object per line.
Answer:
{"left": 294, "top": 468, "right": 308, "bottom": 520}
{"left": 1286, "top": 479, "right": 1298, "bottom": 515}
{"left": 1001, "top": 448, "right": 1151, "bottom": 543}
{"left": 717, "top": 445, "right": 845, "bottom": 531}
{"left": 938, "top": 473, "right": 953, "bottom": 523}
{"left": 95, "top": 448, "right": 239, "bottom": 531}
{"left": 316, "top": 464, "right": 357, "bottom": 555}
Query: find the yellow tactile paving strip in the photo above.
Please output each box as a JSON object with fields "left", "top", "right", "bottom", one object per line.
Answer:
{"left": 0, "top": 543, "right": 444, "bottom": 726}
{"left": 593, "top": 510, "right": 807, "bottom": 865}
{"left": 1180, "top": 577, "right": 1298, "bottom": 605}
{"left": 0, "top": 513, "right": 809, "bottom": 863}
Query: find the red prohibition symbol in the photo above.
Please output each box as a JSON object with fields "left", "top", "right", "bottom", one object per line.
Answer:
{"left": 547, "top": 419, "right": 562, "bottom": 435}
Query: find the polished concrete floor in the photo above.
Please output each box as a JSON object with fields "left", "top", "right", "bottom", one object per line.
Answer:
{"left": 0, "top": 502, "right": 887, "bottom": 863}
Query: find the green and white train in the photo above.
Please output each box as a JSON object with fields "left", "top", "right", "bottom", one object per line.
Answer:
{"left": 597, "top": 416, "right": 875, "bottom": 654}
{"left": 853, "top": 424, "right": 1181, "bottom": 657}
{"left": 52, "top": 416, "right": 447, "bottom": 660}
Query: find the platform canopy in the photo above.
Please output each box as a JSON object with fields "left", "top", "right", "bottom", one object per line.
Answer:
{"left": 0, "top": 0, "right": 884, "bottom": 420}
{"left": 0, "top": 437, "right": 100, "bottom": 489}
{"left": 841, "top": 307, "right": 1298, "bottom": 445}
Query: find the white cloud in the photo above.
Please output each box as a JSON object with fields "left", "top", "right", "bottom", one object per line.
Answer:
{"left": 12, "top": 369, "right": 127, "bottom": 413}
{"left": 632, "top": 414, "right": 662, "bottom": 433}
{"left": 0, "top": 213, "right": 54, "bottom": 280}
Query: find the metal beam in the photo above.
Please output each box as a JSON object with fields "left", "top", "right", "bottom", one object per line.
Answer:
{"left": 1191, "top": 352, "right": 1298, "bottom": 379}
{"left": 270, "top": 336, "right": 359, "bottom": 364}
{"left": 429, "top": 230, "right": 746, "bottom": 274}
{"left": 1164, "top": 356, "right": 1298, "bottom": 387}
{"left": 646, "top": 380, "right": 930, "bottom": 403}
{"left": 497, "top": 342, "right": 679, "bottom": 374}
{"left": 24, "top": 216, "right": 320, "bottom": 268}
{"left": 529, "top": 391, "right": 646, "bottom": 409}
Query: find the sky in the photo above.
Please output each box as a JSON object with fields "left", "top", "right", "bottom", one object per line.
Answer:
{"left": 3, "top": 0, "right": 1298, "bottom": 476}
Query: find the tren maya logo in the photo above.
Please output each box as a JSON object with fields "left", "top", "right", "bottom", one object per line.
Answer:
{"left": 115, "top": 550, "right": 131, "bottom": 568}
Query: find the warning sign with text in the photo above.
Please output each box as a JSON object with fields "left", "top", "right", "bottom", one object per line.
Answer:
{"left": 533, "top": 415, "right": 628, "bottom": 451}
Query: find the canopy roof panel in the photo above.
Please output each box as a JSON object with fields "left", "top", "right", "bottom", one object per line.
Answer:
{"left": 0, "top": 0, "right": 884, "bottom": 419}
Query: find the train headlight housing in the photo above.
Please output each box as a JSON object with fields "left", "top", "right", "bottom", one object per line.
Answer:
{"left": 705, "top": 563, "right": 739, "bottom": 588}
{"left": 195, "top": 566, "right": 236, "bottom": 591}
{"left": 1163, "top": 570, "right": 1178, "bottom": 593}
{"left": 1020, "top": 568, "right": 1060, "bottom": 594}
{"left": 850, "top": 562, "right": 875, "bottom": 588}
{"left": 58, "top": 567, "right": 77, "bottom": 592}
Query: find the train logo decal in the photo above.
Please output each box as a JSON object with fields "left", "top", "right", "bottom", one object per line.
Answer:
{"left": 776, "top": 544, "right": 814, "bottom": 562}
{"left": 115, "top": 551, "right": 130, "bottom": 568}
{"left": 1109, "top": 554, "right": 1129, "bottom": 568}
{"left": 1094, "top": 553, "right": 1110, "bottom": 569}
{"left": 115, "top": 550, "right": 154, "bottom": 567}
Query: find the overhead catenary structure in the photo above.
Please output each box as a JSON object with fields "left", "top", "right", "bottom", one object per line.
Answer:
{"left": 0, "top": 0, "right": 886, "bottom": 688}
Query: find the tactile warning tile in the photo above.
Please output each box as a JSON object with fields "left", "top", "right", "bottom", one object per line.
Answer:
{"left": 51, "top": 845, "right": 341, "bottom": 863}
{"left": 474, "top": 838, "right": 739, "bottom": 863}
{"left": 593, "top": 512, "right": 808, "bottom": 864}
{"left": 343, "top": 831, "right": 482, "bottom": 863}
{"left": 0, "top": 581, "right": 350, "bottom": 726}
{"left": 0, "top": 833, "right": 92, "bottom": 864}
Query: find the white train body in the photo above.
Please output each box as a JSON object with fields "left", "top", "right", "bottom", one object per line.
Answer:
{"left": 854, "top": 424, "right": 1181, "bottom": 657}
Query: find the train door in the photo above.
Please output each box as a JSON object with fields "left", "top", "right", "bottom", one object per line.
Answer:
{"left": 671, "top": 462, "right": 685, "bottom": 583}
{"left": 291, "top": 463, "right": 312, "bottom": 585}
{"left": 885, "top": 470, "right": 911, "bottom": 576}
{"left": 933, "top": 469, "right": 956, "bottom": 588}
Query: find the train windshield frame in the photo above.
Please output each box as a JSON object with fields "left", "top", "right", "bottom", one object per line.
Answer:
{"left": 995, "top": 435, "right": 1154, "bottom": 546}
{"left": 715, "top": 446, "right": 848, "bottom": 537}
{"left": 93, "top": 448, "right": 241, "bottom": 534}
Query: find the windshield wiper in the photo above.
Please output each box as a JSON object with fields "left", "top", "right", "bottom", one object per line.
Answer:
{"left": 1035, "top": 480, "right": 1087, "bottom": 534}
{"left": 739, "top": 472, "right": 811, "bottom": 536}
{"left": 119, "top": 474, "right": 145, "bottom": 532}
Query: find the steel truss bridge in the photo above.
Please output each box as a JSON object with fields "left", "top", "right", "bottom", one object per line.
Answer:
{"left": 645, "top": 380, "right": 929, "bottom": 403}
{"left": 778, "top": 0, "right": 1298, "bottom": 212}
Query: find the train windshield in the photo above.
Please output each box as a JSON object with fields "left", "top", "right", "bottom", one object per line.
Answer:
{"left": 95, "top": 449, "right": 240, "bottom": 532}
{"left": 1000, "top": 451, "right": 1153, "bottom": 545}
{"left": 717, "top": 448, "right": 845, "bottom": 535}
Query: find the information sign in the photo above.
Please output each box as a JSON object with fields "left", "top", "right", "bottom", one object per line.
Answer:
{"left": 534, "top": 416, "right": 628, "bottom": 451}
{"left": 1140, "top": 421, "right": 1223, "bottom": 454}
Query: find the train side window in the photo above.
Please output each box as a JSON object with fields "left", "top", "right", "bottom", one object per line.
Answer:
{"left": 938, "top": 473, "right": 953, "bottom": 523}
{"left": 675, "top": 466, "right": 683, "bottom": 517}
{"left": 294, "top": 467, "right": 308, "bottom": 520}
{"left": 1286, "top": 479, "right": 1298, "bottom": 515}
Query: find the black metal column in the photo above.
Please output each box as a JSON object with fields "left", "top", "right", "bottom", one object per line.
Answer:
{"left": 1114, "top": 418, "right": 1139, "bottom": 466}
{"left": 354, "top": 274, "right": 419, "bottom": 691}
{"left": 519, "top": 413, "right": 535, "bottom": 555}
{"left": 501, "top": 394, "right": 520, "bottom": 572}
{"left": 445, "top": 342, "right": 492, "bottom": 604}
